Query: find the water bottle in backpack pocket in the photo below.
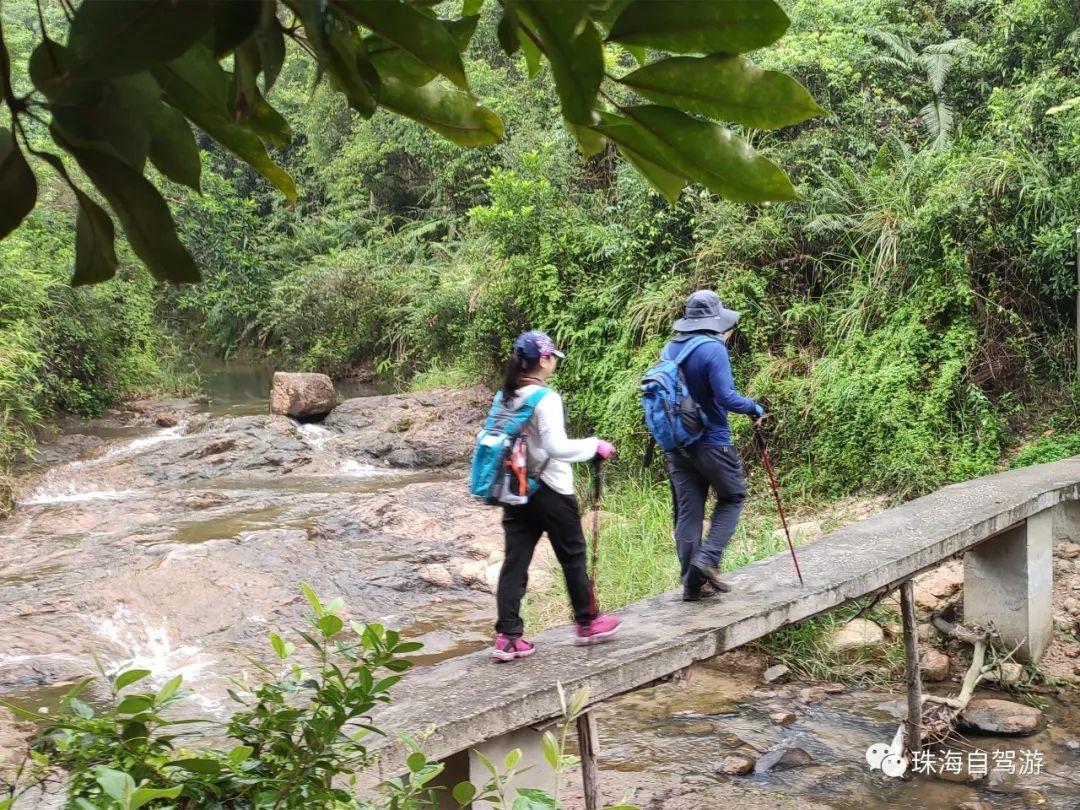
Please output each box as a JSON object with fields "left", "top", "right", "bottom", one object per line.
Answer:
{"left": 469, "top": 388, "right": 549, "bottom": 505}
{"left": 640, "top": 336, "right": 714, "bottom": 453}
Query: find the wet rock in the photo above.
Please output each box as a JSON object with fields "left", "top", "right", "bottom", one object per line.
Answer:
{"left": 960, "top": 699, "right": 1043, "bottom": 735}
{"left": 270, "top": 372, "right": 336, "bottom": 420}
{"left": 323, "top": 386, "right": 490, "bottom": 469}
{"left": 769, "top": 711, "right": 796, "bottom": 725}
{"left": 715, "top": 755, "right": 755, "bottom": 775}
{"left": 753, "top": 746, "right": 812, "bottom": 773}
{"left": 1065, "top": 740, "right": 1080, "bottom": 753}
{"left": 419, "top": 564, "right": 454, "bottom": 588}
{"left": 155, "top": 411, "right": 180, "bottom": 428}
{"left": 830, "top": 618, "right": 884, "bottom": 653}
{"left": 920, "top": 648, "right": 950, "bottom": 682}
{"left": 762, "top": 664, "right": 789, "bottom": 684}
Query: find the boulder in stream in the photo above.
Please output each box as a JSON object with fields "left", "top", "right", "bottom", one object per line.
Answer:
{"left": 270, "top": 372, "right": 336, "bottom": 420}
{"left": 960, "top": 699, "right": 1043, "bottom": 735}
{"left": 754, "top": 746, "right": 812, "bottom": 773}
{"left": 715, "top": 755, "right": 755, "bottom": 775}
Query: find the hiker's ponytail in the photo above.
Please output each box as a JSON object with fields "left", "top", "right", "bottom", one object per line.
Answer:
{"left": 501, "top": 351, "right": 539, "bottom": 401}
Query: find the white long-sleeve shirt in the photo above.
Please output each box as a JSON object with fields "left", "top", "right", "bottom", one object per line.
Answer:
{"left": 507, "top": 384, "right": 599, "bottom": 496}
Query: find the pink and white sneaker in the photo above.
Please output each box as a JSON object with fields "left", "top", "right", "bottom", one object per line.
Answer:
{"left": 574, "top": 613, "right": 621, "bottom": 646}
{"left": 491, "top": 634, "right": 536, "bottom": 662}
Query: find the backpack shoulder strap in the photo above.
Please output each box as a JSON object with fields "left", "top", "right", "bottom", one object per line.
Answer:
{"left": 673, "top": 335, "right": 715, "bottom": 365}
{"left": 522, "top": 386, "right": 550, "bottom": 410}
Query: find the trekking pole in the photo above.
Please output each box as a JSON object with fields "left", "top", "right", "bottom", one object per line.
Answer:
{"left": 753, "top": 423, "right": 805, "bottom": 587}
{"left": 588, "top": 456, "right": 603, "bottom": 614}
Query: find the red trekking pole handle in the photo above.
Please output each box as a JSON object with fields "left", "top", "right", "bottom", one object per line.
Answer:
{"left": 753, "top": 423, "right": 805, "bottom": 587}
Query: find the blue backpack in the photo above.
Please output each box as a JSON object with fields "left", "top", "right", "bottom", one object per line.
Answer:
{"left": 469, "top": 388, "right": 549, "bottom": 505}
{"left": 640, "top": 336, "right": 714, "bottom": 453}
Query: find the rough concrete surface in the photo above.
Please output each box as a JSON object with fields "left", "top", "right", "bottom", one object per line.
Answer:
{"left": 365, "top": 456, "right": 1080, "bottom": 778}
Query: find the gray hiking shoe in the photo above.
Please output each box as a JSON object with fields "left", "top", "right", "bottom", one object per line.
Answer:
{"left": 691, "top": 561, "right": 732, "bottom": 593}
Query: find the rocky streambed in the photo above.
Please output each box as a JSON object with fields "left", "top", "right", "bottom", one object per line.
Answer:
{"left": 3, "top": 372, "right": 1079, "bottom": 808}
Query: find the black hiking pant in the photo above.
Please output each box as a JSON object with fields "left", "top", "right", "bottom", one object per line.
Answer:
{"left": 666, "top": 443, "right": 747, "bottom": 594}
{"left": 496, "top": 484, "right": 596, "bottom": 638}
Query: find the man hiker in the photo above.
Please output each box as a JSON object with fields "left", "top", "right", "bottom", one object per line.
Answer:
{"left": 661, "top": 291, "right": 767, "bottom": 601}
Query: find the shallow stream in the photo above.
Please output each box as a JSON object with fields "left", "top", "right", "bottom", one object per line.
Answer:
{"left": 3, "top": 363, "right": 1078, "bottom": 808}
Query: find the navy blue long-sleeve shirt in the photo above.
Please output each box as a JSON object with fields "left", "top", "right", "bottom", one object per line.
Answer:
{"left": 662, "top": 335, "right": 759, "bottom": 446}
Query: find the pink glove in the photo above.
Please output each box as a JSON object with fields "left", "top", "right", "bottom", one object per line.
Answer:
{"left": 596, "top": 440, "right": 615, "bottom": 459}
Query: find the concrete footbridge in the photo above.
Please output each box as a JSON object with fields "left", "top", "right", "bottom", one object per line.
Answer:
{"left": 367, "top": 456, "right": 1080, "bottom": 804}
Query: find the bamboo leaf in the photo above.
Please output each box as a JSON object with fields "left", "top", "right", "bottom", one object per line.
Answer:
{"left": 619, "top": 55, "right": 825, "bottom": 129}
{"left": 114, "top": 669, "right": 152, "bottom": 691}
{"left": 607, "top": 0, "right": 789, "bottom": 55}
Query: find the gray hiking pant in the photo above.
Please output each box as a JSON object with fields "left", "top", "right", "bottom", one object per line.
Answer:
{"left": 666, "top": 443, "right": 747, "bottom": 591}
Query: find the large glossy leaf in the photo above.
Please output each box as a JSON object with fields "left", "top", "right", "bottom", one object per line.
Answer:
{"left": 149, "top": 104, "right": 201, "bottom": 190}
{"left": 0, "top": 128, "right": 38, "bottom": 239}
{"left": 518, "top": 1, "right": 603, "bottom": 124}
{"left": 607, "top": 0, "right": 789, "bottom": 55}
{"left": 36, "top": 151, "right": 119, "bottom": 284}
{"left": 368, "top": 37, "right": 438, "bottom": 87}
{"left": 55, "top": 127, "right": 201, "bottom": 283}
{"left": 619, "top": 55, "right": 824, "bottom": 129}
{"left": 378, "top": 77, "right": 503, "bottom": 147}
{"left": 294, "top": 2, "right": 377, "bottom": 117}
{"left": 339, "top": 1, "right": 467, "bottom": 89}
{"left": 68, "top": 0, "right": 215, "bottom": 79}
{"left": 592, "top": 110, "right": 688, "bottom": 201}
{"left": 152, "top": 45, "right": 296, "bottom": 203}
{"left": 255, "top": 0, "right": 286, "bottom": 92}
{"left": 622, "top": 105, "right": 796, "bottom": 202}
{"left": 519, "top": 33, "right": 541, "bottom": 78}
{"left": 212, "top": 0, "right": 262, "bottom": 57}
{"left": 52, "top": 72, "right": 163, "bottom": 170}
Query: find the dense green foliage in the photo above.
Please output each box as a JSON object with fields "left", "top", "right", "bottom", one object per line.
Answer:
{"left": 172, "top": 0, "right": 1079, "bottom": 496}
{"left": 3, "top": 0, "right": 1080, "bottom": 498}
{"left": 0, "top": 0, "right": 816, "bottom": 285}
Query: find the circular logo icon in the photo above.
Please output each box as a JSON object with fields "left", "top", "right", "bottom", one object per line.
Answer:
{"left": 865, "top": 743, "right": 891, "bottom": 770}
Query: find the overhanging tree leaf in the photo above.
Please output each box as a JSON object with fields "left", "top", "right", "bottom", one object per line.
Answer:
{"left": 255, "top": 0, "right": 286, "bottom": 92}
{"left": 152, "top": 44, "right": 296, "bottom": 203}
{"left": 518, "top": 31, "right": 541, "bottom": 78}
{"left": 377, "top": 76, "right": 503, "bottom": 147}
{"left": 68, "top": 0, "right": 216, "bottom": 79}
{"left": 622, "top": 105, "right": 796, "bottom": 202}
{"left": 446, "top": 16, "right": 480, "bottom": 51}
{"left": 0, "top": 128, "right": 37, "bottom": 239}
{"left": 212, "top": 0, "right": 262, "bottom": 57}
{"left": 56, "top": 130, "right": 200, "bottom": 283}
{"left": 36, "top": 151, "right": 119, "bottom": 285}
{"left": 0, "top": 17, "right": 13, "bottom": 101}
{"left": 497, "top": 4, "right": 520, "bottom": 55}
{"left": 148, "top": 104, "right": 201, "bottom": 190}
{"left": 368, "top": 38, "right": 439, "bottom": 87}
{"left": 608, "top": 0, "right": 790, "bottom": 55}
{"left": 593, "top": 111, "right": 687, "bottom": 201}
{"left": 619, "top": 55, "right": 825, "bottom": 129}
{"left": 518, "top": 1, "right": 603, "bottom": 124}
{"left": 568, "top": 122, "right": 606, "bottom": 158}
{"left": 338, "top": 0, "right": 468, "bottom": 89}
{"left": 293, "top": 1, "right": 377, "bottom": 117}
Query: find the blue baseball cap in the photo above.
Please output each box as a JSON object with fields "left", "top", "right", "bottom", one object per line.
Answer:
{"left": 513, "top": 330, "right": 566, "bottom": 361}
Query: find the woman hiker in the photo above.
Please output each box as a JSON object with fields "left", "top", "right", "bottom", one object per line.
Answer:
{"left": 491, "top": 330, "right": 621, "bottom": 662}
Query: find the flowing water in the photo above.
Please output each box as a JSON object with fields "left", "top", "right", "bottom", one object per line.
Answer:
{"left": 3, "top": 364, "right": 1079, "bottom": 808}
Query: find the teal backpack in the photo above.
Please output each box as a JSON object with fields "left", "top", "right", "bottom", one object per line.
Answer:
{"left": 469, "top": 388, "right": 549, "bottom": 505}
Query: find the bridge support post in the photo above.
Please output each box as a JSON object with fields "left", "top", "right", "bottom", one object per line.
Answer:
{"left": 435, "top": 726, "right": 556, "bottom": 809}
{"left": 899, "top": 579, "right": 922, "bottom": 755}
{"left": 963, "top": 509, "right": 1054, "bottom": 663}
{"left": 577, "top": 710, "right": 602, "bottom": 810}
